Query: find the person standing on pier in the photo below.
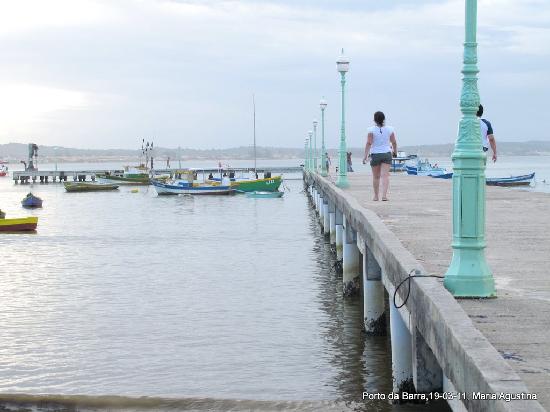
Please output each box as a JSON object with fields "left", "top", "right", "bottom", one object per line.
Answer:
{"left": 362, "top": 111, "right": 397, "bottom": 201}
{"left": 346, "top": 151, "right": 353, "bottom": 172}
{"left": 325, "top": 152, "right": 331, "bottom": 174}
{"left": 477, "top": 104, "right": 497, "bottom": 162}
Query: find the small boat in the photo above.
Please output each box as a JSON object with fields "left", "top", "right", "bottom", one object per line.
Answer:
{"left": 64, "top": 182, "right": 119, "bottom": 192}
{"left": 0, "top": 209, "right": 5, "bottom": 219}
{"left": 152, "top": 179, "right": 234, "bottom": 195}
{"left": 21, "top": 193, "right": 43, "bottom": 208}
{"left": 246, "top": 191, "right": 284, "bottom": 198}
{"left": 0, "top": 216, "right": 38, "bottom": 232}
{"left": 431, "top": 172, "right": 453, "bottom": 179}
{"left": 391, "top": 152, "right": 417, "bottom": 172}
{"left": 96, "top": 171, "right": 150, "bottom": 185}
{"left": 0, "top": 165, "right": 8, "bottom": 177}
{"left": 406, "top": 159, "right": 447, "bottom": 176}
{"left": 486, "top": 172, "right": 535, "bottom": 187}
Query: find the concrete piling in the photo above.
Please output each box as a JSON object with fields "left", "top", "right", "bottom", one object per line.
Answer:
{"left": 323, "top": 200, "right": 330, "bottom": 237}
{"left": 412, "top": 322, "right": 442, "bottom": 393}
{"left": 329, "top": 201, "right": 336, "bottom": 245}
{"left": 363, "top": 248, "right": 386, "bottom": 335}
{"left": 342, "top": 217, "right": 361, "bottom": 296}
{"left": 390, "top": 302, "right": 413, "bottom": 394}
{"left": 335, "top": 209, "right": 343, "bottom": 260}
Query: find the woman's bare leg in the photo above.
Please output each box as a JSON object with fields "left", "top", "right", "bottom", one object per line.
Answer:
{"left": 371, "top": 164, "right": 381, "bottom": 200}
{"left": 381, "top": 163, "right": 391, "bottom": 200}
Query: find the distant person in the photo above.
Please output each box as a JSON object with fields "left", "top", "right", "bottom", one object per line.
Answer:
{"left": 325, "top": 152, "right": 331, "bottom": 173}
{"left": 362, "top": 111, "right": 397, "bottom": 201}
{"left": 478, "top": 104, "right": 497, "bottom": 162}
{"left": 346, "top": 151, "right": 353, "bottom": 172}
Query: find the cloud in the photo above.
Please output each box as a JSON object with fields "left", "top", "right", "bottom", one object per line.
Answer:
{"left": 0, "top": 0, "right": 548, "bottom": 149}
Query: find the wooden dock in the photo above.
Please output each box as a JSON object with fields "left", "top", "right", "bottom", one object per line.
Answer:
{"left": 12, "top": 166, "right": 303, "bottom": 183}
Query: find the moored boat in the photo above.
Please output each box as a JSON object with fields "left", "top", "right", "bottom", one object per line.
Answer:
{"left": 232, "top": 175, "right": 282, "bottom": 192}
{"left": 406, "top": 159, "right": 447, "bottom": 176}
{"left": 0, "top": 216, "right": 38, "bottom": 232}
{"left": 431, "top": 172, "right": 453, "bottom": 179}
{"left": 21, "top": 193, "right": 43, "bottom": 208}
{"left": 245, "top": 191, "right": 284, "bottom": 198}
{"left": 486, "top": 172, "right": 535, "bottom": 187}
{"left": 64, "top": 182, "right": 119, "bottom": 192}
{"left": 96, "top": 171, "right": 150, "bottom": 185}
{"left": 152, "top": 179, "right": 233, "bottom": 195}
{"left": 0, "top": 165, "right": 8, "bottom": 177}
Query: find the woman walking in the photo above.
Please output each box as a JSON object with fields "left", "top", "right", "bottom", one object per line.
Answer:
{"left": 362, "top": 111, "right": 397, "bottom": 201}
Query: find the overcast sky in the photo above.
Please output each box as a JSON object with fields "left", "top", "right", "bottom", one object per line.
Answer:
{"left": 0, "top": 0, "right": 549, "bottom": 150}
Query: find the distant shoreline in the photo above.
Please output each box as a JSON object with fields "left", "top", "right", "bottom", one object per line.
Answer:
{"left": 1, "top": 141, "right": 550, "bottom": 163}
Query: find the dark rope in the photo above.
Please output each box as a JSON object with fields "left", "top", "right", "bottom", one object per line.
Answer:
{"left": 393, "top": 269, "right": 445, "bottom": 309}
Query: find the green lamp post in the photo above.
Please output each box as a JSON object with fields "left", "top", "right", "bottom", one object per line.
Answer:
{"left": 304, "top": 138, "right": 309, "bottom": 171}
{"left": 320, "top": 98, "right": 328, "bottom": 177}
{"left": 308, "top": 131, "right": 313, "bottom": 173}
{"left": 336, "top": 51, "right": 349, "bottom": 188}
{"left": 443, "top": 0, "right": 496, "bottom": 298}
{"left": 313, "top": 119, "right": 318, "bottom": 172}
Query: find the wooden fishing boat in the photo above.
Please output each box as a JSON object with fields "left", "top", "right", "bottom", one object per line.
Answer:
{"left": 486, "top": 172, "right": 535, "bottom": 187}
{"left": 21, "top": 193, "right": 42, "bottom": 208}
{"left": 245, "top": 191, "right": 284, "bottom": 198}
{"left": 152, "top": 179, "right": 234, "bottom": 195}
{"left": 64, "top": 182, "right": 120, "bottom": 192}
{"left": 406, "top": 159, "right": 447, "bottom": 177}
{"left": 96, "top": 172, "right": 150, "bottom": 185}
{"left": 0, "top": 216, "right": 38, "bottom": 232}
{"left": 233, "top": 175, "right": 282, "bottom": 192}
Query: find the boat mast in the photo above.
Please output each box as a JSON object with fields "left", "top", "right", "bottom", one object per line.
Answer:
{"left": 253, "top": 93, "right": 257, "bottom": 176}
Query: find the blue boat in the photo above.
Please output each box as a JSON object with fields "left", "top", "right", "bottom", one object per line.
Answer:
{"left": 21, "top": 192, "right": 43, "bottom": 208}
{"left": 406, "top": 159, "right": 447, "bottom": 176}
{"left": 151, "top": 179, "right": 234, "bottom": 195}
{"left": 486, "top": 172, "right": 535, "bottom": 187}
{"left": 431, "top": 172, "right": 453, "bottom": 179}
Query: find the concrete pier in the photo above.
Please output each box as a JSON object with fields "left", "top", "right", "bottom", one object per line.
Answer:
{"left": 305, "top": 171, "right": 546, "bottom": 411}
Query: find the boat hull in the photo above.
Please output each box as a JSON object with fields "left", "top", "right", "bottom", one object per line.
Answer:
{"left": 232, "top": 176, "right": 282, "bottom": 192}
{"left": 64, "top": 182, "right": 119, "bottom": 192}
{"left": 486, "top": 173, "right": 535, "bottom": 187}
{"left": 0, "top": 217, "right": 38, "bottom": 232}
{"left": 245, "top": 191, "right": 284, "bottom": 198}
{"left": 152, "top": 180, "right": 233, "bottom": 195}
{"left": 21, "top": 196, "right": 42, "bottom": 208}
{"left": 97, "top": 176, "right": 150, "bottom": 185}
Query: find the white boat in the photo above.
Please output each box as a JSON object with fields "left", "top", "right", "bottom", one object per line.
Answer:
{"left": 152, "top": 179, "right": 233, "bottom": 195}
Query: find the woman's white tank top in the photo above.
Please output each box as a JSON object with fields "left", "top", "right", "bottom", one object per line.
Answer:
{"left": 368, "top": 125, "right": 393, "bottom": 154}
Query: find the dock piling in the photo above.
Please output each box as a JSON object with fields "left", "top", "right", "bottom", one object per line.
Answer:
{"left": 363, "top": 248, "right": 386, "bottom": 334}
{"left": 342, "top": 217, "right": 360, "bottom": 296}
{"left": 335, "top": 209, "right": 343, "bottom": 260}
{"left": 390, "top": 301, "right": 413, "bottom": 394}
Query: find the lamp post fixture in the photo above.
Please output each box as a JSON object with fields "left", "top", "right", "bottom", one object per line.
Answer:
{"left": 320, "top": 98, "right": 328, "bottom": 176}
{"left": 304, "top": 138, "right": 309, "bottom": 171}
{"left": 313, "top": 119, "right": 318, "bottom": 172}
{"left": 336, "top": 50, "right": 350, "bottom": 188}
{"left": 443, "top": 0, "right": 495, "bottom": 297}
{"left": 308, "top": 131, "right": 313, "bottom": 172}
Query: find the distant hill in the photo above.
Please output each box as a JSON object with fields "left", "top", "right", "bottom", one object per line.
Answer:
{"left": 1, "top": 141, "right": 549, "bottom": 162}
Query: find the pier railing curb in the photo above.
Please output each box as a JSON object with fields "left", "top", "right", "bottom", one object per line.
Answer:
{"left": 306, "top": 172, "right": 544, "bottom": 412}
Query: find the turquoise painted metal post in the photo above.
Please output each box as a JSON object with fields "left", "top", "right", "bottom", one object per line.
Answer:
{"left": 304, "top": 138, "right": 309, "bottom": 171}
{"left": 313, "top": 119, "right": 318, "bottom": 172}
{"left": 336, "top": 51, "right": 349, "bottom": 188}
{"left": 443, "top": 0, "right": 496, "bottom": 297}
{"left": 308, "top": 131, "right": 313, "bottom": 173}
{"left": 320, "top": 98, "right": 328, "bottom": 177}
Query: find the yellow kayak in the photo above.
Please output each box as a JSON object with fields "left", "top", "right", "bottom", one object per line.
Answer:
{"left": 0, "top": 216, "right": 38, "bottom": 232}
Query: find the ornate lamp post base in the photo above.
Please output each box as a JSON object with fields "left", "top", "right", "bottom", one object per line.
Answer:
{"left": 444, "top": 248, "right": 496, "bottom": 297}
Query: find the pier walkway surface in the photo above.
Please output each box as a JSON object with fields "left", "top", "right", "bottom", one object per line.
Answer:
{"left": 332, "top": 171, "right": 550, "bottom": 409}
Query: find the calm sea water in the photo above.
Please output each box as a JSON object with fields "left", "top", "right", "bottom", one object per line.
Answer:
{"left": 0, "top": 160, "right": 452, "bottom": 412}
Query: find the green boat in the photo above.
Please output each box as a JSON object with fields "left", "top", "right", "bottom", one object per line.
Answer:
{"left": 232, "top": 175, "right": 282, "bottom": 192}
{"left": 96, "top": 171, "right": 150, "bottom": 185}
{"left": 64, "top": 182, "right": 119, "bottom": 192}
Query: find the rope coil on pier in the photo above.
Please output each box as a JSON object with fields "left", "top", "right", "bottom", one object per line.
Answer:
{"left": 393, "top": 269, "right": 445, "bottom": 309}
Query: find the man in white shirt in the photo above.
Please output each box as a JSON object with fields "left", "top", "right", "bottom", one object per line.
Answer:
{"left": 477, "top": 104, "right": 497, "bottom": 162}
